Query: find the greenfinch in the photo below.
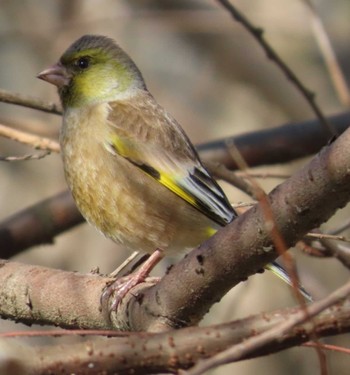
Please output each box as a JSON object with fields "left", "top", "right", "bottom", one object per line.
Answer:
{"left": 38, "top": 35, "right": 309, "bottom": 301}
{"left": 38, "top": 34, "right": 236, "bottom": 255}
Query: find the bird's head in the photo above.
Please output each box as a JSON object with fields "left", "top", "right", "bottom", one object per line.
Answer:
{"left": 38, "top": 35, "right": 146, "bottom": 109}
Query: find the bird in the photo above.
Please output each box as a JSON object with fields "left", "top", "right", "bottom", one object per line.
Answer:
{"left": 37, "top": 35, "right": 310, "bottom": 306}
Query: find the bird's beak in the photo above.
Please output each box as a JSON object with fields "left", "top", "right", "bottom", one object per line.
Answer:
{"left": 37, "top": 63, "right": 70, "bottom": 88}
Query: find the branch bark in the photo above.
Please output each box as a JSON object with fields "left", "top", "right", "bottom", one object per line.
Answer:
{"left": 111, "top": 125, "right": 350, "bottom": 331}
{"left": 198, "top": 111, "right": 350, "bottom": 169}
{"left": 0, "top": 259, "right": 113, "bottom": 329}
{"left": 2, "top": 121, "right": 350, "bottom": 331}
{"left": 0, "top": 191, "right": 82, "bottom": 258}
{"left": 1, "top": 112, "right": 349, "bottom": 257}
{"left": 0, "top": 297, "right": 349, "bottom": 374}
{"left": 0, "top": 126, "right": 350, "bottom": 372}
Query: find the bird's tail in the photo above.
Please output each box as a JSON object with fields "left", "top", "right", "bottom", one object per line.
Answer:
{"left": 266, "top": 261, "right": 313, "bottom": 302}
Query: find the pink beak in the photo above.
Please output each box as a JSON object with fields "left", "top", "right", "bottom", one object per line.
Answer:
{"left": 37, "top": 63, "right": 70, "bottom": 88}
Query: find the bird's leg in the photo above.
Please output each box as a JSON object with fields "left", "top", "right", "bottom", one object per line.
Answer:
{"left": 101, "top": 248, "right": 163, "bottom": 312}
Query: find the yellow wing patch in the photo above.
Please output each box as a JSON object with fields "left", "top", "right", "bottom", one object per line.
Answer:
{"left": 107, "top": 133, "right": 235, "bottom": 226}
{"left": 110, "top": 134, "right": 198, "bottom": 208}
{"left": 158, "top": 173, "right": 197, "bottom": 207}
{"left": 109, "top": 133, "right": 138, "bottom": 159}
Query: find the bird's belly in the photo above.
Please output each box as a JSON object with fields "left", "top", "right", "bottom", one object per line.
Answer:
{"left": 62, "top": 145, "right": 216, "bottom": 255}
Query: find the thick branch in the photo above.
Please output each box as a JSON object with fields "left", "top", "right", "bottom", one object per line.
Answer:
{"left": 1, "top": 113, "right": 349, "bottom": 256}
{"left": 0, "top": 259, "right": 113, "bottom": 329}
{"left": 1, "top": 298, "right": 349, "bottom": 374}
{"left": 1, "top": 122, "right": 350, "bottom": 333}
{"left": 0, "top": 191, "right": 83, "bottom": 258}
{"left": 198, "top": 111, "right": 350, "bottom": 170}
{"left": 113, "top": 126, "right": 350, "bottom": 331}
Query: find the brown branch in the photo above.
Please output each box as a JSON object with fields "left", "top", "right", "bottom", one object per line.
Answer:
{"left": 0, "top": 278, "right": 349, "bottom": 374}
{"left": 1, "top": 113, "right": 349, "bottom": 257}
{"left": 0, "top": 123, "right": 60, "bottom": 153}
{"left": 197, "top": 111, "right": 350, "bottom": 170}
{"left": 0, "top": 89, "right": 62, "bottom": 115}
{"left": 186, "top": 280, "right": 350, "bottom": 375}
{"left": 204, "top": 160, "right": 254, "bottom": 197}
{"left": 0, "top": 191, "right": 83, "bottom": 258}
{"left": 2, "top": 125, "right": 350, "bottom": 333}
{"left": 302, "top": 0, "right": 350, "bottom": 106}
{"left": 0, "top": 150, "right": 51, "bottom": 162}
{"left": 215, "top": 0, "right": 336, "bottom": 136}
{"left": 1, "top": 127, "right": 350, "bottom": 372}
{"left": 0, "top": 259, "right": 113, "bottom": 329}
{"left": 110, "top": 125, "right": 350, "bottom": 332}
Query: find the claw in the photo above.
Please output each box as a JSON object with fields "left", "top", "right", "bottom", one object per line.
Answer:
{"left": 101, "top": 249, "right": 164, "bottom": 314}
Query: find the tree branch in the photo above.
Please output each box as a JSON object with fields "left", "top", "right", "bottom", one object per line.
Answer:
{"left": 0, "top": 259, "right": 113, "bottom": 329}
{"left": 0, "top": 293, "right": 349, "bottom": 374}
{"left": 1, "top": 113, "right": 349, "bottom": 257}
{"left": 186, "top": 279, "right": 350, "bottom": 375}
{"left": 110, "top": 125, "right": 350, "bottom": 331}
{"left": 198, "top": 111, "right": 350, "bottom": 170}
{"left": 0, "top": 191, "right": 83, "bottom": 258}
{"left": 215, "top": 0, "right": 336, "bottom": 136}
{"left": 0, "top": 89, "right": 62, "bottom": 115}
{"left": 2, "top": 127, "right": 350, "bottom": 332}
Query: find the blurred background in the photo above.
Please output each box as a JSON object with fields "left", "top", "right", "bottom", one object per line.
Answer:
{"left": 0, "top": 0, "right": 349, "bottom": 373}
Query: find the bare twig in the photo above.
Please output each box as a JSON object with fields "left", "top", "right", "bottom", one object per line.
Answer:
{"left": 225, "top": 139, "right": 306, "bottom": 306}
{"left": 0, "top": 89, "right": 62, "bottom": 115}
{"left": 215, "top": 0, "right": 337, "bottom": 136}
{"left": 302, "top": 0, "right": 350, "bottom": 106}
{"left": 0, "top": 258, "right": 349, "bottom": 374}
{"left": 0, "top": 151, "right": 51, "bottom": 162}
{"left": 296, "top": 240, "right": 330, "bottom": 258}
{"left": 0, "top": 123, "right": 60, "bottom": 153}
{"left": 235, "top": 171, "right": 291, "bottom": 179}
{"left": 205, "top": 160, "right": 254, "bottom": 197}
{"left": 319, "top": 238, "right": 350, "bottom": 270}
{"left": 306, "top": 232, "right": 350, "bottom": 243}
{"left": 197, "top": 111, "right": 350, "bottom": 170}
{"left": 117, "top": 126, "right": 350, "bottom": 332}
{"left": 186, "top": 280, "right": 350, "bottom": 375}
{"left": 303, "top": 342, "right": 350, "bottom": 355}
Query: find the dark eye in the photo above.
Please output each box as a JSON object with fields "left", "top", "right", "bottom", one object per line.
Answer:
{"left": 75, "top": 56, "right": 90, "bottom": 70}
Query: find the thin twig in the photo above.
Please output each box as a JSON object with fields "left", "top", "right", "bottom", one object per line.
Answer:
{"left": 0, "top": 151, "right": 51, "bottom": 162}
{"left": 0, "top": 88, "right": 62, "bottom": 115}
{"left": 235, "top": 171, "right": 291, "bottom": 179}
{"left": 225, "top": 139, "right": 305, "bottom": 303}
{"left": 205, "top": 160, "right": 255, "bottom": 197}
{"left": 296, "top": 241, "right": 331, "bottom": 258}
{"left": 224, "top": 139, "right": 327, "bottom": 371}
{"left": 186, "top": 280, "right": 350, "bottom": 375}
{"left": 319, "top": 238, "right": 350, "bottom": 270}
{"left": 301, "top": 0, "right": 350, "bottom": 106}
{"left": 215, "top": 0, "right": 337, "bottom": 136}
{"left": 304, "top": 342, "right": 350, "bottom": 355}
{"left": 0, "top": 123, "right": 60, "bottom": 153}
{"left": 306, "top": 232, "right": 350, "bottom": 243}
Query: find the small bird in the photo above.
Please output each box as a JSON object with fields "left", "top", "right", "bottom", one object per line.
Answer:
{"left": 38, "top": 35, "right": 309, "bottom": 303}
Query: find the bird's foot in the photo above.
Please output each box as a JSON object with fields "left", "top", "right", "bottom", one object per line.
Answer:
{"left": 101, "top": 249, "right": 163, "bottom": 313}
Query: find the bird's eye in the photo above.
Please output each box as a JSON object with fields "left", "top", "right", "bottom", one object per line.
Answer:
{"left": 75, "top": 57, "right": 90, "bottom": 70}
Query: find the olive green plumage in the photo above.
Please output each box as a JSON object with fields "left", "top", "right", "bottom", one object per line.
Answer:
{"left": 38, "top": 35, "right": 236, "bottom": 255}
{"left": 37, "top": 35, "right": 312, "bottom": 300}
